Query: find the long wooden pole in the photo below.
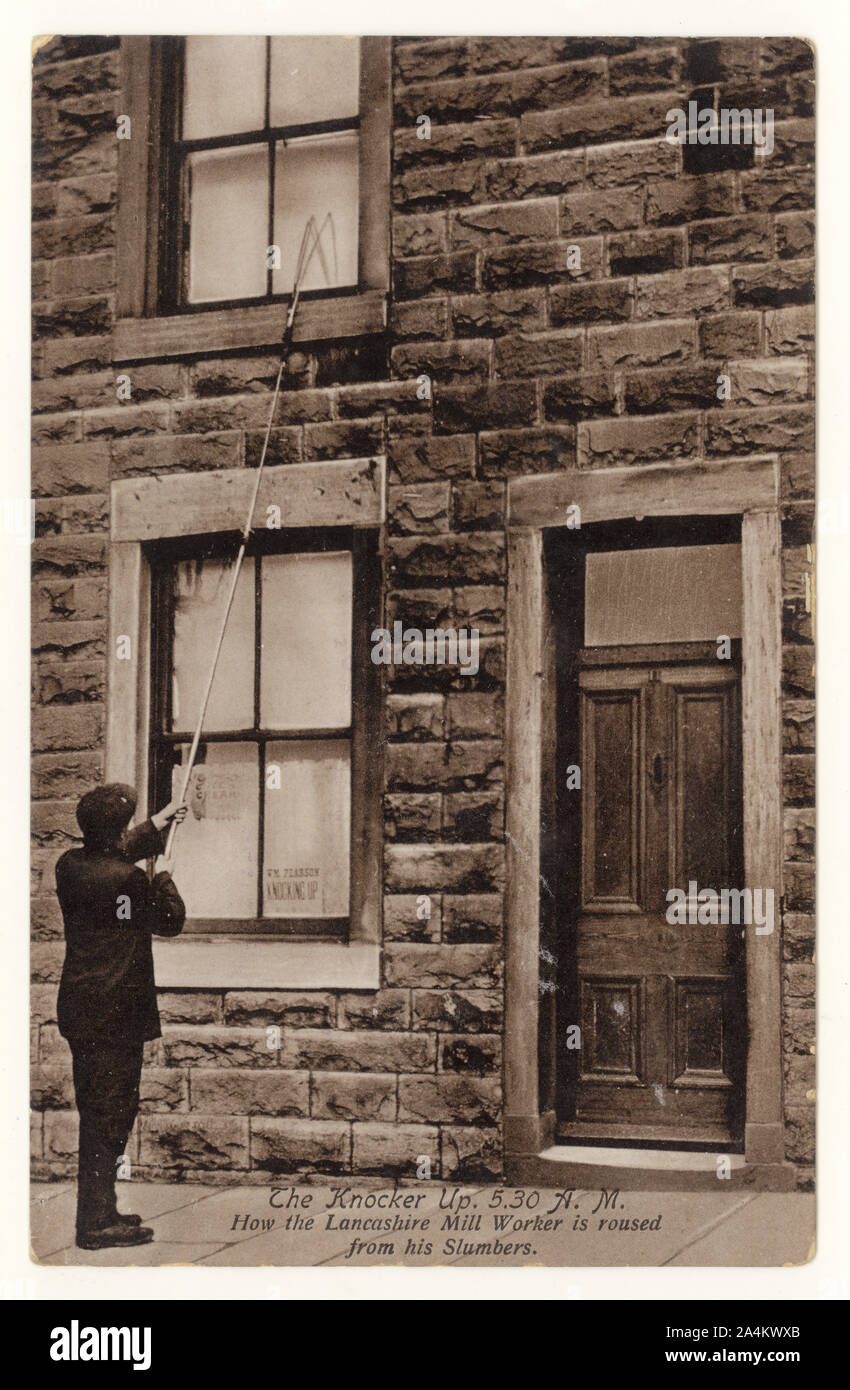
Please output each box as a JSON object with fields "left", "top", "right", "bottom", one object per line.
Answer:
{"left": 163, "top": 218, "right": 332, "bottom": 858}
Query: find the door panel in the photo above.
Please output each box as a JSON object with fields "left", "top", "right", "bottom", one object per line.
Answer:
{"left": 564, "top": 656, "right": 744, "bottom": 1145}
{"left": 580, "top": 680, "right": 644, "bottom": 908}
{"left": 580, "top": 978, "right": 644, "bottom": 1086}
{"left": 666, "top": 669, "right": 740, "bottom": 892}
{"left": 671, "top": 976, "right": 735, "bottom": 1087}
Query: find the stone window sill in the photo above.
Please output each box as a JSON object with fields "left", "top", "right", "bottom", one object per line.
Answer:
{"left": 113, "top": 291, "right": 386, "bottom": 364}
{"left": 152, "top": 938, "right": 380, "bottom": 991}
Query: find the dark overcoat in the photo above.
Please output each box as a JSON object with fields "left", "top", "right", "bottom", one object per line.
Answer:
{"left": 55, "top": 820, "right": 185, "bottom": 1043}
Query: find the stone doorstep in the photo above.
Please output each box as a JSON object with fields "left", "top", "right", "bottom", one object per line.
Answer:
{"left": 509, "top": 1146, "right": 799, "bottom": 1192}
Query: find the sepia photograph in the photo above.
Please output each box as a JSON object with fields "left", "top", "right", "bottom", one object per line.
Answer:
{"left": 29, "top": 24, "right": 817, "bottom": 1277}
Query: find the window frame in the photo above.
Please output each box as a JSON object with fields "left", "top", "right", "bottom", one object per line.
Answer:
{"left": 106, "top": 456, "right": 385, "bottom": 989}
{"left": 164, "top": 37, "right": 362, "bottom": 311}
{"left": 149, "top": 526, "right": 371, "bottom": 940}
{"left": 115, "top": 35, "right": 390, "bottom": 361}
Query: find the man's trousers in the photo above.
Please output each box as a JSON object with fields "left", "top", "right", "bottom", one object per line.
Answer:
{"left": 68, "top": 1037, "right": 144, "bottom": 1235}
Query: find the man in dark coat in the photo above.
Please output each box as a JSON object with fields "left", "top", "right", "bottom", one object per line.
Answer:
{"left": 55, "top": 783, "right": 187, "bottom": 1249}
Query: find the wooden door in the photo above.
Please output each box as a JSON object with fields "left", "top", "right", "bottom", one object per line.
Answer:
{"left": 564, "top": 652, "right": 745, "bottom": 1145}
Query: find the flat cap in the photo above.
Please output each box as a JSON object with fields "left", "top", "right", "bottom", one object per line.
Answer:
{"left": 76, "top": 783, "right": 137, "bottom": 843}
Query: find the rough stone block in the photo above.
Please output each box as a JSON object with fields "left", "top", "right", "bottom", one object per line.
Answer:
{"left": 138, "top": 1115, "right": 250, "bottom": 1171}
{"left": 726, "top": 359, "right": 808, "bottom": 407}
{"left": 587, "top": 319, "right": 696, "bottom": 371}
{"left": 482, "top": 236, "right": 603, "bottom": 290}
{"left": 383, "top": 893, "right": 442, "bottom": 943}
{"left": 351, "top": 1122, "right": 439, "bottom": 1176}
{"left": 451, "top": 289, "right": 545, "bottom": 338}
{"left": 189, "top": 1069, "right": 309, "bottom": 1117}
{"left": 550, "top": 278, "right": 634, "bottom": 326}
{"left": 451, "top": 198, "right": 558, "bottom": 248}
{"left": 561, "top": 184, "right": 644, "bottom": 234}
{"left": 160, "top": 1026, "right": 279, "bottom": 1069}
{"left": 522, "top": 93, "right": 677, "bottom": 153}
{"left": 31, "top": 1065, "right": 75, "bottom": 1110}
{"left": 391, "top": 340, "right": 491, "bottom": 386}
{"left": 338, "top": 989, "right": 412, "bottom": 1031}
{"left": 690, "top": 215, "right": 772, "bottom": 265}
{"left": 579, "top": 412, "right": 700, "bottom": 468}
{"left": 388, "top": 482, "right": 450, "bottom": 534}
{"left": 394, "top": 252, "right": 477, "bottom": 301}
{"left": 608, "top": 228, "right": 686, "bottom": 276}
{"left": 385, "top": 944, "right": 501, "bottom": 989}
{"left": 434, "top": 383, "right": 537, "bottom": 433}
{"left": 623, "top": 364, "right": 720, "bottom": 414}
{"left": 139, "top": 1068, "right": 188, "bottom": 1112}
{"left": 438, "top": 1033, "right": 502, "bottom": 1073}
{"left": 385, "top": 792, "right": 443, "bottom": 842}
{"left": 635, "top": 266, "right": 729, "bottom": 319}
{"left": 542, "top": 375, "right": 618, "bottom": 423}
{"left": 398, "top": 1074, "right": 501, "bottom": 1124}
{"left": 699, "top": 312, "right": 762, "bottom": 358}
{"left": 311, "top": 1072, "right": 397, "bottom": 1122}
{"left": 31, "top": 441, "right": 110, "bottom": 497}
{"left": 705, "top": 405, "right": 814, "bottom": 455}
{"left": 250, "top": 1118, "right": 350, "bottom": 1174}
{"left": 157, "top": 992, "right": 221, "bottom": 1025}
{"left": 385, "top": 844, "right": 504, "bottom": 895}
{"left": 479, "top": 426, "right": 576, "bottom": 474}
{"left": 494, "top": 330, "right": 583, "bottom": 379}
{"left": 485, "top": 150, "right": 585, "bottom": 202}
{"left": 393, "top": 211, "right": 449, "bottom": 258}
{"left": 765, "top": 306, "right": 815, "bottom": 356}
{"left": 441, "top": 894, "right": 503, "bottom": 944}
{"left": 281, "top": 1029, "right": 435, "bottom": 1075}
{"left": 732, "top": 259, "right": 814, "bottom": 309}
{"left": 441, "top": 1126, "right": 502, "bottom": 1181}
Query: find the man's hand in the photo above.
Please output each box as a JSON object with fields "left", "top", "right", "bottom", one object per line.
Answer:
{"left": 151, "top": 799, "right": 188, "bottom": 832}
{"left": 154, "top": 854, "right": 175, "bottom": 877}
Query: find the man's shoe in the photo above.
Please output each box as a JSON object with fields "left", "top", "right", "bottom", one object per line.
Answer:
{"left": 113, "top": 1212, "right": 143, "bottom": 1227}
{"left": 76, "top": 1223, "right": 154, "bottom": 1250}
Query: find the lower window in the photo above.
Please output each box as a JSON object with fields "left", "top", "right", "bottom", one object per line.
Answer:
{"left": 148, "top": 527, "right": 378, "bottom": 938}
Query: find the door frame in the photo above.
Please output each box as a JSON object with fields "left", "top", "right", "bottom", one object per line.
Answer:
{"left": 503, "top": 455, "right": 785, "bottom": 1179}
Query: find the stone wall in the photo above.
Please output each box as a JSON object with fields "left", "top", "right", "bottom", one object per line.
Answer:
{"left": 32, "top": 35, "right": 815, "bottom": 1185}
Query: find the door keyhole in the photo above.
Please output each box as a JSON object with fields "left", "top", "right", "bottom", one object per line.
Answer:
{"left": 651, "top": 753, "right": 664, "bottom": 791}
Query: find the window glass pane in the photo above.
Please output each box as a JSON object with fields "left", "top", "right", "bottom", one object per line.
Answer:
{"left": 263, "top": 740, "right": 350, "bottom": 917}
{"left": 584, "top": 544, "right": 742, "bottom": 647}
{"left": 171, "top": 557, "right": 255, "bottom": 732}
{"left": 183, "top": 36, "right": 266, "bottom": 139}
{"left": 170, "top": 743, "right": 259, "bottom": 918}
{"left": 260, "top": 552, "right": 352, "bottom": 730}
{"left": 269, "top": 36, "right": 359, "bottom": 127}
{"left": 188, "top": 146, "right": 268, "bottom": 303}
{"left": 272, "top": 133, "right": 359, "bottom": 293}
